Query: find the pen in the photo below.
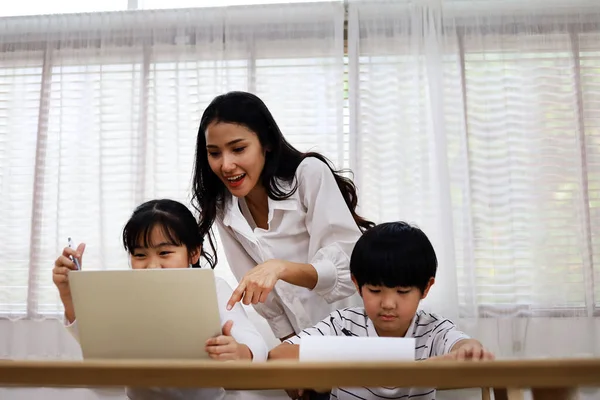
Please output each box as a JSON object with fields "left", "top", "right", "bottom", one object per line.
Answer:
{"left": 68, "top": 237, "right": 81, "bottom": 270}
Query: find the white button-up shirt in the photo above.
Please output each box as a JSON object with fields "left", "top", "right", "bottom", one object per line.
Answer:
{"left": 216, "top": 157, "right": 363, "bottom": 339}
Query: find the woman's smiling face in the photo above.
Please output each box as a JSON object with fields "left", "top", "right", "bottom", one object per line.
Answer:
{"left": 204, "top": 121, "right": 266, "bottom": 198}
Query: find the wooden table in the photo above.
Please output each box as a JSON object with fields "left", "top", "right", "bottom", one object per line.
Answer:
{"left": 1, "top": 358, "right": 599, "bottom": 399}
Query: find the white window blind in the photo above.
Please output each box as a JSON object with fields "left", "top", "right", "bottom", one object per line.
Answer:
{"left": 580, "top": 32, "right": 600, "bottom": 309}
{"left": 1, "top": 0, "right": 599, "bottom": 321}
{"left": 462, "top": 33, "right": 589, "bottom": 313}
{"left": 0, "top": 0, "right": 127, "bottom": 17}
{"left": 349, "top": 1, "right": 600, "bottom": 318}
{"left": 139, "top": 0, "right": 336, "bottom": 8}
{"left": 0, "top": 54, "right": 44, "bottom": 315}
{"left": 0, "top": 3, "right": 345, "bottom": 318}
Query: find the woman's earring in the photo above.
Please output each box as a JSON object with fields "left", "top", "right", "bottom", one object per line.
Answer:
{"left": 188, "top": 263, "right": 193, "bottom": 269}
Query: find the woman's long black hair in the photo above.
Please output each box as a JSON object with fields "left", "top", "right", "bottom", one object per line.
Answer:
{"left": 192, "top": 91, "right": 374, "bottom": 267}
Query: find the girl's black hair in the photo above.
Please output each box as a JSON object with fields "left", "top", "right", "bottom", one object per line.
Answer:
{"left": 192, "top": 91, "right": 374, "bottom": 266}
{"left": 122, "top": 199, "right": 214, "bottom": 268}
{"left": 350, "top": 221, "right": 438, "bottom": 293}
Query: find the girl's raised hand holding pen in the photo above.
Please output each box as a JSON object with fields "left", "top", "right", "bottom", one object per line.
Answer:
{"left": 53, "top": 241, "right": 85, "bottom": 324}
{"left": 52, "top": 241, "right": 86, "bottom": 299}
{"left": 68, "top": 238, "right": 81, "bottom": 270}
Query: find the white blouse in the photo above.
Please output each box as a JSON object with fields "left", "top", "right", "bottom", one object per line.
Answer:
{"left": 216, "top": 157, "right": 363, "bottom": 339}
{"left": 65, "top": 276, "right": 269, "bottom": 400}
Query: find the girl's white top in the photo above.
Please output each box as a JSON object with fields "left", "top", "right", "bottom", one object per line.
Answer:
{"left": 216, "top": 157, "right": 363, "bottom": 339}
{"left": 66, "top": 276, "right": 269, "bottom": 400}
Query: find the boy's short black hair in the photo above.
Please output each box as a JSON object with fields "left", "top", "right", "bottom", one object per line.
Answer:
{"left": 350, "top": 221, "right": 437, "bottom": 293}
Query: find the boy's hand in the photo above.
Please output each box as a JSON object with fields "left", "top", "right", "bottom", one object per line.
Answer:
{"left": 205, "top": 320, "right": 252, "bottom": 361}
{"left": 446, "top": 340, "right": 494, "bottom": 361}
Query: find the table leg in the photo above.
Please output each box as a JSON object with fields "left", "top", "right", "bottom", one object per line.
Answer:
{"left": 531, "top": 388, "right": 577, "bottom": 400}
{"left": 493, "top": 388, "right": 526, "bottom": 400}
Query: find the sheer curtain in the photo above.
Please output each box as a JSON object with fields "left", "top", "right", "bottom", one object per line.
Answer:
{"left": 349, "top": 0, "right": 600, "bottom": 365}
{"left": 2, "top": 0, "right": 600, "bottom": 398}
{"left": 0, "top": 3, "right": 343, "bottom": 399}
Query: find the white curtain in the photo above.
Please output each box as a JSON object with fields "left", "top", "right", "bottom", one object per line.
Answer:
{"left": 1, "top": 0, "right": 600, "bottom": 399}
{"left": 0, "top": 3, "right": 345, "bottom": 318}
{"left": 0, "top": 3, "right": 343, "bottom": 399}
{"left": 348, "top": 0, "right": 600, "bottom": 366}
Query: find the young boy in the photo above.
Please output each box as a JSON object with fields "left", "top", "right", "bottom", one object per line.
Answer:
{"left": 268, "top": 221, "right": 494, "bottom": 400}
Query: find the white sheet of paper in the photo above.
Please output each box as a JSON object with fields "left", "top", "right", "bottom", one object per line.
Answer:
{"left": 299, "top": 336, "right": 416, "bottom": 362}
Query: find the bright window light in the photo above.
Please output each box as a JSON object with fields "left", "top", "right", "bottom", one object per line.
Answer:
{"left": 0, "top": 0, "right": 126, "bottom": 17}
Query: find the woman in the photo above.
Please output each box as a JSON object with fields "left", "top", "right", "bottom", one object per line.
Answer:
{"left": 192, "top": 91, "right": 374, "bottom": 340}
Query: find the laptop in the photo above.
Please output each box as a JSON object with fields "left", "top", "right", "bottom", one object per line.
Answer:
{"left": 68, "top": 268, "right": 222, "bottom": 360}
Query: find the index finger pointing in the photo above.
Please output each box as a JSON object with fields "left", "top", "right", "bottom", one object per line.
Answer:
{"left": 227, "top": 283, "right": 246, "bottom": 311}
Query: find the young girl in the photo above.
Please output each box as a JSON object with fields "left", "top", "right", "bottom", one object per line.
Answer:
{"left": 52, "top": 199, "right": 269, "bottom": 400}
{"left": 192, "top": 91, "right": 375, "bottom": 340}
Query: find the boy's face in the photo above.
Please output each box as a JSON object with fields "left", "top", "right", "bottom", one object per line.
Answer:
{"left": 353, "top": 277, "right": 435, "bottom": 337}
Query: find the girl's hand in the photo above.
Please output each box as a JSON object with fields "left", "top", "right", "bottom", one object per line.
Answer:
{"left": 226, "top": 259, "right": 285, "bottom": 310}
{"left": 52, "top": 243, "right": 85, "bottom": 299}
{"left": 205, "top": 320, "right": 252, "bottom": 361}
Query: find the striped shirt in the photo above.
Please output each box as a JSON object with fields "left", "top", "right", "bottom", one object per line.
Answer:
{"left": 286, "top": 307, "right": 470, "bottom": 400}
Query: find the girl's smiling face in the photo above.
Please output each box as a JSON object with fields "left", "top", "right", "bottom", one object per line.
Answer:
{"left": 129, "top": 225, "right": 200, "bottom": 270}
